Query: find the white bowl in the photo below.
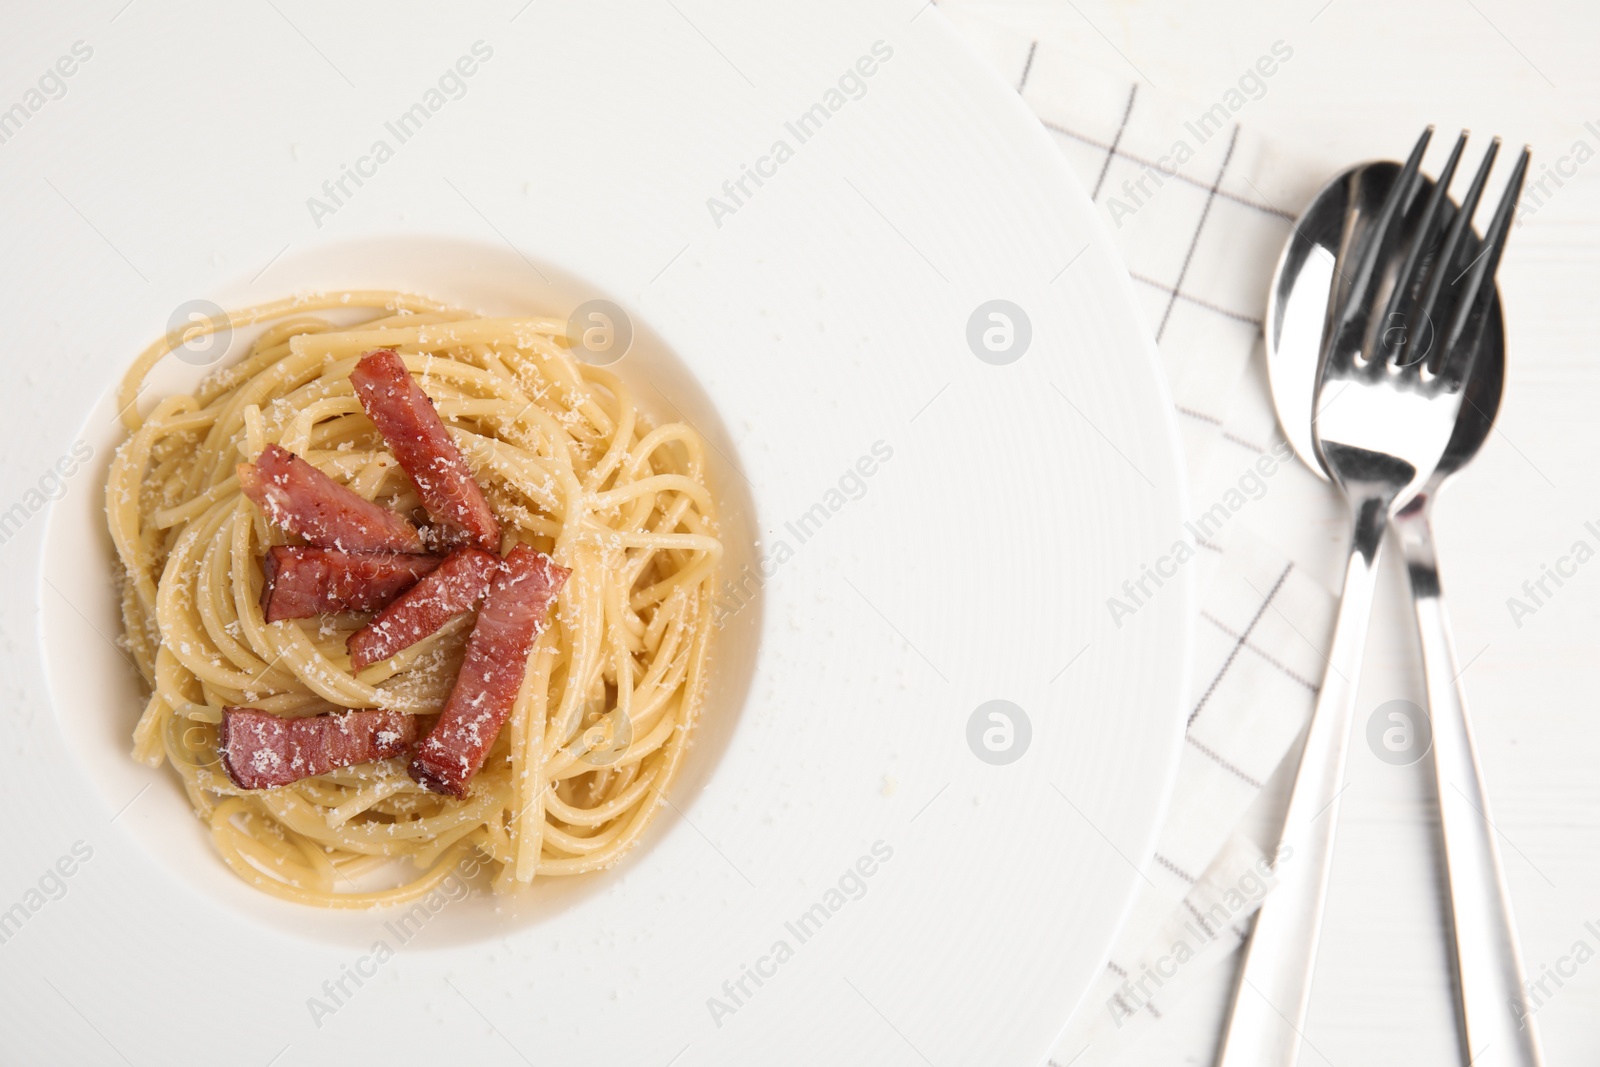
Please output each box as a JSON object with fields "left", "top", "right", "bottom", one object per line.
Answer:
{"left": 12, "top": 3, "right": 1191, "bottom": 1063}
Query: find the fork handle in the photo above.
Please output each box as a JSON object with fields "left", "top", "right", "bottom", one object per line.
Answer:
{"left": 1396, "top": 503, "right": 1545, "bottom": 1067}
{"left": 1215, "top": 493, "right": 1389, "bottom": 1067}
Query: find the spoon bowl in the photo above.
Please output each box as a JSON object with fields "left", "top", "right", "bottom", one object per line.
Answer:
{"left": 1265, "top": 160, "right": 1505, "bottom": 493}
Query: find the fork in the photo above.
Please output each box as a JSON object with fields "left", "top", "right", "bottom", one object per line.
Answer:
{"left": 1215, "top": 129, "right": 1529, "bottom": 1067}
{"left": 1391, "top": 134, "right": 1541, "bottom": 1066}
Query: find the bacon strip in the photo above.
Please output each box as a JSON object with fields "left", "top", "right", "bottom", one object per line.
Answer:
{"left": 350, "top": 349, "right": 501, "bottom": 552}
{"left": 219, "top": 707, "right": 416, "bottom": 790}
{"left": 238, "top": 443, "right": 426, "bottom": 554}
{"left": 409, "top": 546, "right": 569, "bottom": 797}
{"left": 259, "top": 547, "right": 442, "bottom": 623}
{"left": 346, "top": 547, "right": 502, "bottom": 671}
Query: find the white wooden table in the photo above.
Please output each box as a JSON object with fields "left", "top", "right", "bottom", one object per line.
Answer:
{"left": 954, "top": 1, "right": 1600, "bottom": 1063}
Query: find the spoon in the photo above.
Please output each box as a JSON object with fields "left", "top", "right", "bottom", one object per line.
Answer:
{"left": 1264, "top": 155, "right": 1541, "bottom": 1067}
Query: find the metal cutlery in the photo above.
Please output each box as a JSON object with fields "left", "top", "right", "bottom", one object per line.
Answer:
{"left": 1266, "top": 142, "right": 1541, "bottom": 1066}
{"left": 1216, "top": 129, "right": 1531, "bottom": 1067}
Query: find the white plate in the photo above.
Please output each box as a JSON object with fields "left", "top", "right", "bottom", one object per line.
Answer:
{"left": 5, "top": 2, "right": 1190, "bottom": 1063}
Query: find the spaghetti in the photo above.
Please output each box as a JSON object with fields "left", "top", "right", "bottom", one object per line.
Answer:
{"left": 106, "top": 291, "right": 721, "bottom": 907}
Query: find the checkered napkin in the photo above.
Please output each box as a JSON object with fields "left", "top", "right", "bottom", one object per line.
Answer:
{"left": 940, "top": 6, "right": 1356, "bottom": 1063}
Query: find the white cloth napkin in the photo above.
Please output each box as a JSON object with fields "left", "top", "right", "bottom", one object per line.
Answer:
{"left": 940, "top": 6, "right": 1354, "bottom": 1063}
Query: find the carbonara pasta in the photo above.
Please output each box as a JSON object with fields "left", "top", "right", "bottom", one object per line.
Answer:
{"left": 106, "top": 291, "right": 721, "bottom": 907}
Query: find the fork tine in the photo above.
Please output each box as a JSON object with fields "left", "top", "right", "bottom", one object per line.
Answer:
{"left": 1324, "top": 127, "right": 1431, "bottom": 370}
{"left": 1417, "top": 138, "right": 1500, "bottom": 369}
{"left": 1381, "top": 130, "right": 1467, "bottom": 367}
{"left": 1439, "top": 145, "right": 1530, "bottom": 380}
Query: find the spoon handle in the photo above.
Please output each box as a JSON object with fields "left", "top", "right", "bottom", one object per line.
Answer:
{"left": 1216, "top": 493, "right": 1388, "bottom": 1067}
{"left": 1395, "top": 503, "right": 1545, "bottom": 1067}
